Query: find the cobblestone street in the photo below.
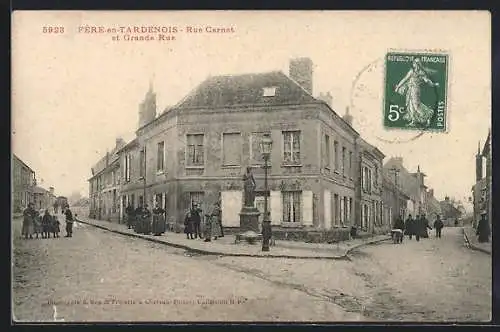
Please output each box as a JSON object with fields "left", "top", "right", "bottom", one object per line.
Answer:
{"left": 13, "top": 215, "right": 490, "bottom": 323}
{"left": 12, "top": 216, "right": 362, "bottom": 322}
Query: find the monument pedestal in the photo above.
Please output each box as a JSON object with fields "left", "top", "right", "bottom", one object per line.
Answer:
{"left": 239, "top": 206, "right": 260, "bottom": 233}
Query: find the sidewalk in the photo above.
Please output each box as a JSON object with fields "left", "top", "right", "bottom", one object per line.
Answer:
{"left": 76, "top": 216, "right": 391, "bottom": 260}
{"left": 463, "top": 226, "right": 491, "bottom": 255}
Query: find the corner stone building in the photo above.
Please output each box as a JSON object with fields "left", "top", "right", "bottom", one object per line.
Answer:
{"left": 115, "top": 58, "right": 384, "bottom": 240}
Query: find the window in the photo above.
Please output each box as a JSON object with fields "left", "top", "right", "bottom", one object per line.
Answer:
{"left": 155, "top": 193, "right": 163, "bottom": 207}
{"left": 348, "top": 197, "right": 353, "bottom": 224}
{"left": 139, "top": 149, "right": 145, "bottom": 178}
{"left": 250, "top": 132, "right": 269, "bottom": 164}
{"left": 362, "top": 166, "right": 372, "bottom": 192}
{"left": 340, "top": 197, "right": 345, "bottom": 225}
{"left": 282, "top": 191, "right": 301, "bottom": 223}
{"left": 112, "top": 189, "right": 117, "bottom": 213}
{"left": 189, "top": 192, "right": 204, "bottom": 209}
{"left": 112, "top": 171, "right": 116, "bottom": 186}
{"left": 263, "top": 86, "right": 277, "bottom": 97}
{"left": 124, "top": 154, "right": 131, "bottom": 182}
{"left": 323, "top": 134, "right": 330, "bottom": 168}
{"left": 374, "top": 165, "right": 379, "bottom": 186}
{"left": 342, "top": 147, "right": 346, "bottom": 176}
{"left": 334, "top": 141, "right": 339, "bottom": 171}
{"left": 283, "top": 131, "right": 301, "bottom": 164}
{"left": 157, "top": 141, "right": 165, "bottom": 172}
{"left": 222, "top": 133, "right": 242, "bottom": 166}
{"left": 187, "top": 134, "right": 204, "bottom": 166}
{"left": 349, "top": 151, "right": 353, "bottom": 178}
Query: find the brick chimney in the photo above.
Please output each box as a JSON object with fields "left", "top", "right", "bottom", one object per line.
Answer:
{"left": 138, "top": 80, "right": 157, "bottom": 128}
{"left": 289, "top": 57, "right": 313, "bottom": 95}
{"left": 343, "top": 106, "right": 353, "bottom": 126}
{"left": 317, "top": 92, "right": 332, "bottom": 107}
{"left": 49, "top": 187, "right": 54, "bottom": 195}
{"left": 116, "top": 137, "right": 126, "bottom": 150}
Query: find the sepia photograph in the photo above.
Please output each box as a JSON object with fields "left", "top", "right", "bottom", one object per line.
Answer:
{"left": 11, "top": 10, "right": 491, "bottom": 323}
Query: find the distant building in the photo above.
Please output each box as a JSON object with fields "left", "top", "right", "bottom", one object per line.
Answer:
{"left": 33, "top": 186, "right": 57, "bottom": 211}
{"left": 88, "top": 138, "right": 125, "bottom": 221}
{"left": 103, "top": 57, "right": 387, "bottom": 241}
{"left": 472, "top": 130, "right": 491, "bottom": 228}
{"left": 440, "top": 196, "right": 462, "bottom": 225}
{"left": 382, "top": 173, "right": 409, "bottom": 230}
{"left": 383, "top": 158, "right": 429, "bottom": 218}
{"left": 12, "top": 154, "right": 36, "bottom": 212}
{"left": 425, "top": 189, "right": 442, "bottom": 221}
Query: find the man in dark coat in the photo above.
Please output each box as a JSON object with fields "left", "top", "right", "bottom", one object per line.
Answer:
{"left": 184, "top": 209, "right": 195, "bottom": 239}
{"left": 126, "top": 204, "right": 135, "bottom": 229}
{"left": 476, "top": 213, "right": 490, "bottom": 243}
{"left": 42, "top": 209, "right": 53, "bottom": 239}
{"left": 405, "top": 214, "right": 414, "bottom": 240}
{"left": 141, "top": 204, "right": 152, "bottom": 234}
{"left": 191, "top": 204, "right": 203, "bottom": 239}
{"left": 22, "top": 203, "right": 36, "bottom": 239}
{"left": 152, "top": 202, "right": 166, "bottom": 236}
{"left": 420, "top": 214, "right": 431, "bottom": 238}
{"left": 134, "top": 205, "right": 143, "bottom": 233}
{"left": 433, "top": 215, "right": 444, "bottom": 238}
{"left": 64, "top": 206, "right": 74, "bottom": 237}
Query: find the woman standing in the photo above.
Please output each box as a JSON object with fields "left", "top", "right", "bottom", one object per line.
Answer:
{"left": 22, "top": 203, "right": 35, "bottom": 239}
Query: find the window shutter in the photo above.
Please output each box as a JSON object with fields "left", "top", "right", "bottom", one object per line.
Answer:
{"left": 270, "top": 191, "right": 282, "bottom": 225}
{"left": 221, "top": 191, "right": 241, "bottom": 227}
{"left": 302, "top": 191, "right": 313, "bottom": 226}
{"left": 323, "top": 190, "right": 331, "bottom": 229}
{"left": 162, "top": 193, "right": 166, "bottom": 211}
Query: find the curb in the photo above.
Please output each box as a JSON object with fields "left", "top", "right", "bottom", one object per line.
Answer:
{"left": 78, "top": 219, "right": 389, "bottom": 260}
{"left": 462, "top": 228, "right": 491, "bottom": 255}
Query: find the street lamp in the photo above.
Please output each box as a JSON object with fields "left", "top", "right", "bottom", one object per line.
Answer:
{"left": 260, "top": 133, "right": 273, "bottom": 252}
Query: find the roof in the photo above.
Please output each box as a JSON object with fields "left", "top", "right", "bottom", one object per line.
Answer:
{"left": 33, "top": 186, "right": 49, "bottom": 194}
{"left": 115, "top": 137, "right": 139, "bottom": 155}
{"left": 382, "top": 174, "right": 410, "bottom": 200}
{"left": 481, "top": 130, "right": 491, "bottom": 157}
{"left": 175, "top": 71, "right": 317, "bottom": 109}
{"left": 12, "top": 154, "right": 34, "bottom": 172}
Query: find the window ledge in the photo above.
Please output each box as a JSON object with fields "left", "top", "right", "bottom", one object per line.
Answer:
{"left": 156, "top": 171, "right": 166, "bottom": 175}
{"left": 222, "top": 165, "right": 241, "bottom": 169}
{"left": 281, "top": 164, "right": 302, "bottom": 168}
{"left": 334, "top": 170, "right": 340, "bottom": 174}
{"left": 185, "top": 165, "right": 204, "bottom": 169}
{"left": 280, "top": 222, "right": 304, "bottom": 228}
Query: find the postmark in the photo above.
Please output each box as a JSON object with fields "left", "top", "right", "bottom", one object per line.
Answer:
{"left": 383, "top": 51, "right": 449, "bottom": 132}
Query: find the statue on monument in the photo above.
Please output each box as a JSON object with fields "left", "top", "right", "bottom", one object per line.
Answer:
{"left": 243, "top": 166, "right": 256, "bottom": 207}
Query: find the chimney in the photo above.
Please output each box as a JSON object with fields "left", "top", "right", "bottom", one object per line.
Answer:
{"left": 116, "top": 137, "right": 125, "bottom": 150}
{"left": 317, "top": 92, "right": 333, "bottom": 107}
{"left": 429, "top": 189, "right": 434, "bottom": 197}
{"left": 476, "top": 141, "right": 483, "bottom": 182}
{"left": 138, "top": 79, "right": 157, "bottom": 128}
{"left": 289, "top": 57, "right": 313, "bottom": 95}
{"left": 343, "top": 106, "right": 353, "bottom": 126}
{"left": 49, "top": 187, "right": 54, "bottom": 195}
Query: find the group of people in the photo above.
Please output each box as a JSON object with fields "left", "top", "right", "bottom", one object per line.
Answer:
{"left": 393, "top": 213, "right": 444, "bottom": 242}
{"left": 184, "top": 202, "right": 224, "bottom": 242}
{"left": 21, "top": 203, "right": 76, "bottom": 239}
{"left": 125, "top": 202, "right": 167, "bottom": 236}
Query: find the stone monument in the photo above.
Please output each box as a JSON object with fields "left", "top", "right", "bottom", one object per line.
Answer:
{"left": 239, "top": 166, "right": 261, "bottom": 233}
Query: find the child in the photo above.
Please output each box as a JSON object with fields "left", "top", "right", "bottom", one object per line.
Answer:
{"left": 33, "top": 210, "right": 43, "bottom": 239}
{"left": 42, "top": 209, "right": 53, "bottom": 238}
{"left": 51, "top": 214, "right": 61, "bottom": 238}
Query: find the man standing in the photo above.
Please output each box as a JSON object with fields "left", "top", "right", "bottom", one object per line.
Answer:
{"left": 405, "top": 214, "right": 414, "bottom": 240}
{"left": 152, "top": 202, "right": 166, "bottom": 236}
{"left": 64, "top": 206, "right": 74, "bottom": 238}
{"left": 192, "top": 203, "right": 203, "bottom": 239}
{"left": 433, "top": 215, "right": 444, "bottom": 238}
{"left": 476, "top": 213, "right": 490, "bottom": 243}
{"left": 126, "top": 203, "right": 135, "bottom": 229}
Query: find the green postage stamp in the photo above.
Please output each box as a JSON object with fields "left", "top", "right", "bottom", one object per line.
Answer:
{"left": 383, "top": 51, "right": 449, "bottom": 132}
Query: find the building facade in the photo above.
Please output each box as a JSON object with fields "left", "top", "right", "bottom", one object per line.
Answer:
{"left": 12, "top": 154, "right": 36, "bottom": 212}
{"left": 425, "top": 189, "right": 442, "bottom": 221}
{"left": 472, "top": 131, "right": 491, "bottom": 228}
{"left": 88, "top": 138, "right": 125, "bottom": 221}
{"left": 382, "top": 173, "right": 409, "bottom": 231}
{"left": 33, "top": 186, "right": 56, "bottom": 211}
{"left": 111, "top": 58, "right": 387, "bottom": 238}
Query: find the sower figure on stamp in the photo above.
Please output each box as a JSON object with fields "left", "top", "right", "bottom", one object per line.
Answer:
{"left": 395, "top": 58, "right": 439, "bottom": 127}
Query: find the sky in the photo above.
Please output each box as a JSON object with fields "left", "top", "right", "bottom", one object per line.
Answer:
{"left": 12, "top": 11, "right": 490, "bottom": 206}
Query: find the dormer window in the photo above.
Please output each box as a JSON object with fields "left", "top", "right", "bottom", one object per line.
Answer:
{"left": 263, "top": 86, "right": 277, "bottom": 97}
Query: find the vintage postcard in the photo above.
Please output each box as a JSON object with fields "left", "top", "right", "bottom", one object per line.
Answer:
{"left": 11, "top": 11, "right": 491, "bottom": 323}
